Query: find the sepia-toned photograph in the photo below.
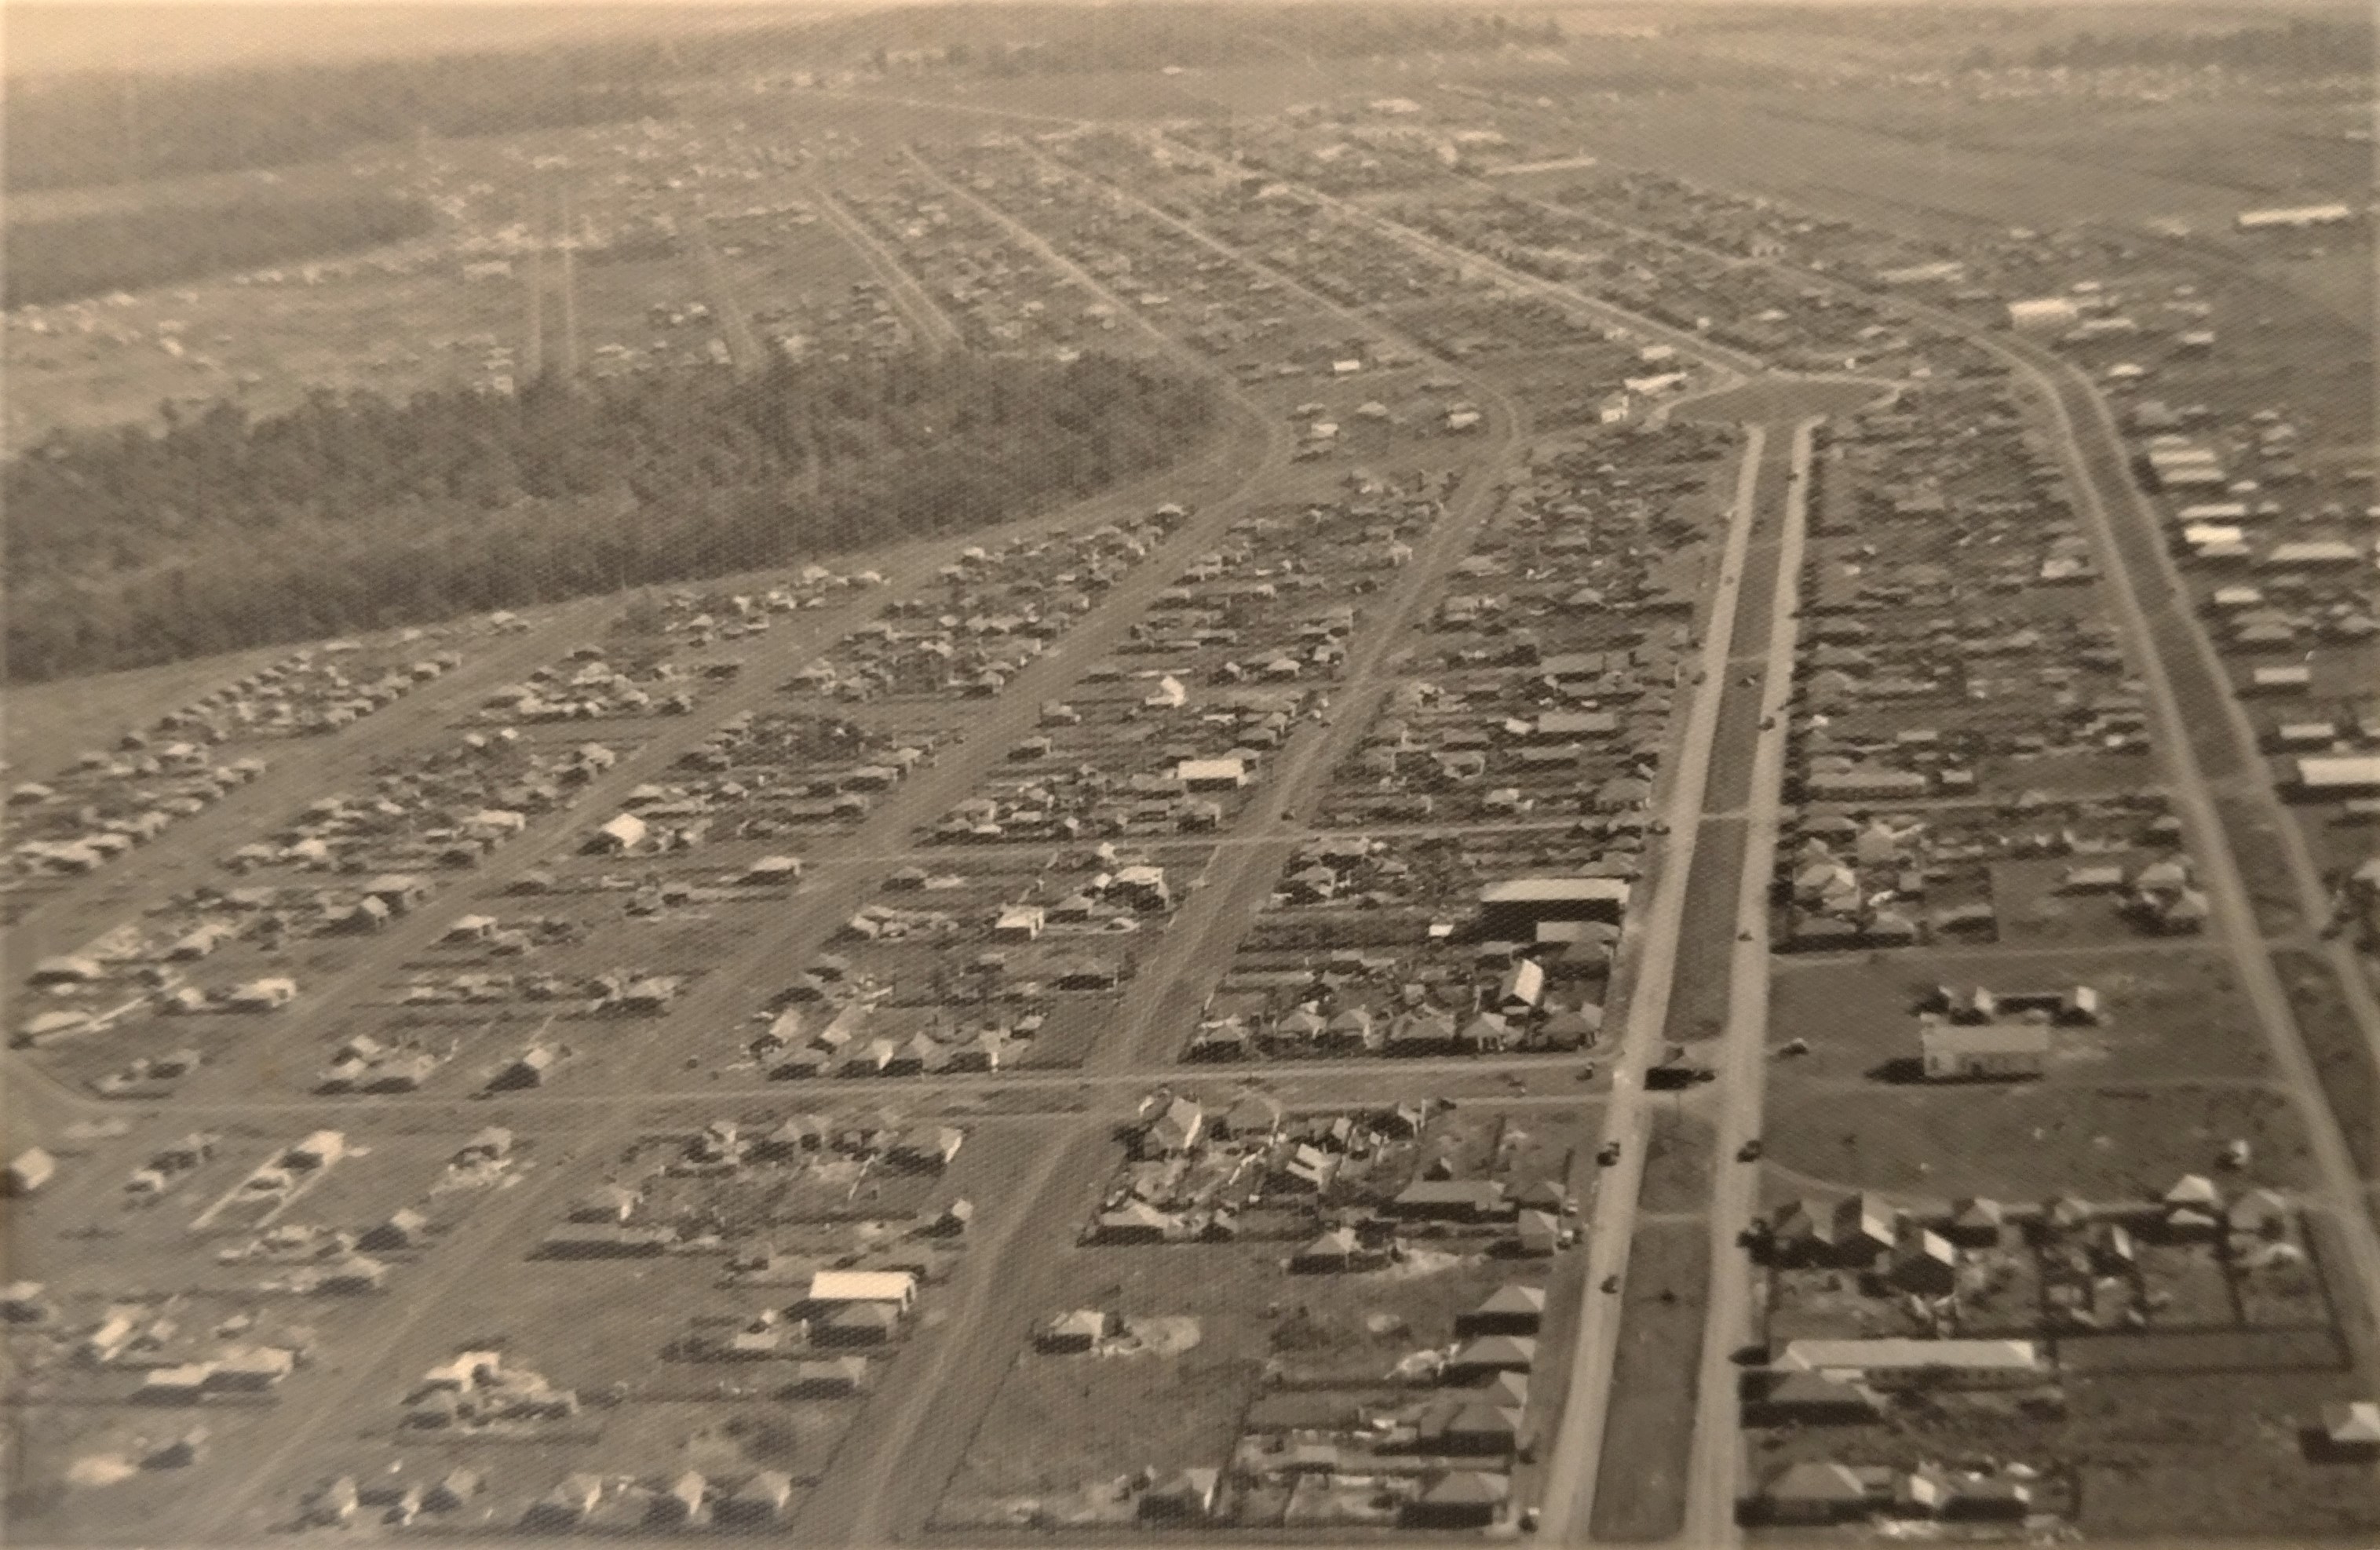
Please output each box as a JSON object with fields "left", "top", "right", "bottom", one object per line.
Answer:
{"left": 2, "top": 1, "right": 2375, "bottom": 1544}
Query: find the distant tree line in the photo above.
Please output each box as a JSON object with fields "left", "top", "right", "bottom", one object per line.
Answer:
{"left": 5, "top": 4, "right": 1563, "bottom": 195}
{"left": 5, "top": 353, "right": 1221, "bottom": 681}
{"left": 702, "top": 2, "right": 1562, "bottom": 77}
{"left": 5, "top": 193, "right": 436, "bottom": 308}
{"left": 5, "top": 53, "right": 669, "bottom": 191}
{"left": 1967, "top": 17, "right": 2374, "bottom": 75}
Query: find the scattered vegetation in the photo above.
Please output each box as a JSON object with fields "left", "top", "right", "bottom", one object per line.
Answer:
{"left": 5, "top": 193, "right": 436, "bottom": 308}
{"left": 5, "top": 53, "right": 668, "bottom": 191}
{"left": 5, "top": 352, "right": 1221, "bottom": 680}
{"left": 1972, "top": 16, "right": 2375, "bottom": 75}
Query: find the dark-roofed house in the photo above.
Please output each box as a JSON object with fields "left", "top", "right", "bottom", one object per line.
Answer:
{"left": 1093, "top": 1201, "right": 1176, "bottom": 1244}
{"left": 1945, "top": 1476, "right": 2032, "bottom": 1521}
{"left": 1290, "top": 1227, "right": 1378, "bottom": 1275}
{"left": 422, "top": 1467, "right": 484, "bottom": 1514}
{"left": 2313, "top": 1401, "right": 2380, "bottom": 1460}
{"left": 1400, "top": 1469, "right": 1509, "bottom": 1529}
{"left": 1947, "top": 1197, "right": 2006, "bottom": 1248}
{"left": 716, "top": 1472, "right": 792, "bottom": 1527}
{"left": 816, "top": 1302, "right": 900, "bottom": 1347}
{"left": 522, "top": 1474, "right": 602, "bottom": 1530}
{"left": 1890, "top": 1229, "right": 1959, "bottom": 1296}
{"left": 888, "top": 1127, "right": 965, "bottom": 1171}
{"left": 1767, "top": 1198, "right": 1835, "bottom": 1266}
{"left": 1758, "top": 1461, "right": 1872, "bottom": 1525}
{"left": 1389, "top": 1178, "right": 1512, "bottom": 1223}
{"left": 1833, "top": 1194, "right": 1896, "bottom": 1262}
{"left": 1456, "top": 1285, "right": 1546, "bottom": 1337}
{"left": 784, "top": 1357, "right": 868, "bottom": 1398}
{"left": 1443, "top": 1336, "right": 1536, "bottom": 1382}
{"left": 1214, "top": 1092, "right": 1285, "bottom": 1143}
{"left": 1746, "top": 1369, "right": 1884, "bottom": 1426}
{"left": 1137, "top": 1468, "right": 1221, "bottom": 1523}
{"left": 359, "top": 1208, "right": 429, "bottom": 1252}
{"left": 1138, "top": 1096, "right": 1205, "bottom": 1158}
{"left": 1037, "top": 1310, "right": 1115, "bottom": 1353}
{"left": 1421, "top": 1400, "right": 1526, "bottom": 1458}
{"left": 647, "top": 1472, "right": 706, "bottom": 1527}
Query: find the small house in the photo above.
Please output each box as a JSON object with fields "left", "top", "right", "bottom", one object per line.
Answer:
{"left": 4, "top": 1147, "right": 57, "bottom": 1196}
{"left": 1038, "top": 1309, "right": 1115, "bottom": 1353}
{"left": 1401, "top": 1470, "right": 1509, "bottom": 1529}
{"left": 1918, "top": 1017, "right": 2050, "bottom": 1081}
{"left": 1758, "top": 1461, "right": 1872, "bottom": 1524}
{"left": 1457, "top": 1285, "right": 1546, "bottom": 1337}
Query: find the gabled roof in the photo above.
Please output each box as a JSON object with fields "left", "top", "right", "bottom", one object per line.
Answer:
{"left": 2323, "top": 1400, "right": 2380, "bottom": 1443}
{"left": 1473, "top": 1284, "right": 1547, "bottom": 1318}
{"left": 1422, "top": 1470, "right": 1510, "bottom": 1505}
{"left": 1764, "top": 1461, "right": 1868, "bottom": 1504}
{"left": 1447, "top": 1335, "right": 1536, "bottom": 1369}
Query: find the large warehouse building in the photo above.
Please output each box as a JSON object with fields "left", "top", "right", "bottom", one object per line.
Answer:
{"left": 1479, "top": 877, "right": 1631, "bottom": 939}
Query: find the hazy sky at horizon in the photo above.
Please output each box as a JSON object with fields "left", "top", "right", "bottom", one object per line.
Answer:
{"left": 2, "top": 0, "right": 2324, "bottom": 79}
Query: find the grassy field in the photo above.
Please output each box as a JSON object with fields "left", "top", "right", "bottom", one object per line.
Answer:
{"left": 1761, "top": 1079, "right": 2316, "bottom": 1209}
{"left": 5, "top": 640, "right": 313, "bottom": 770}
{"left": 1639, "top": 1107, "right": 1716, "bottom": 1217}
{"left": 1663, "top": 815, "right": 1746, "bottom": 1049}
{"left": 1769, "top": 943, "right": 2278, "bottom": 1089}
{"left": 1551, "top": 88, "right": 2280, "bottom": 239}
{"left": 1586, "top": 1220, "right": 1708, "bottom": 1541}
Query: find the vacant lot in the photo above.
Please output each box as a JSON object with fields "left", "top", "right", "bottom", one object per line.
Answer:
{"left": 1761, "top": 1081, "right": 2315, "bottom": 1208}
{"left": 1769, "top": 943, "right": 2275, "bottom": 1088}
{"left": 2272, "top": 948, "right": 2380, "bottom": 1186}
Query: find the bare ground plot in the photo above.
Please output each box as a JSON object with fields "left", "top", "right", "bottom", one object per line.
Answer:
{"left": 2, "top": 1389, "right": 292, "bottom": 1541}
{"left": 1760, "top": 1083, "right": 2316, "bottom": 1207}
{"left": 1586, "top": 1220, "right": 1709, "bottom": 1542}
{"left": 2271, "top": 947, "right": 2380, "bottom": 1185}
{"left": 1988, "top": 853, "right": 2185, "bottom": 948}
{"left": 1669, "top": 377, "right": 1889, "bottom": 425}
{"left": 2290, "top": 804, "right": 2380, "bottom": 917}
{"left": 935, "top": 1235, "right": 1583, "bottom": 1530}
{"left": 1769, "top": 944, "right": 2276, "bottom": 1087}
{"left": 2056, "top": 1353, "right": 2380, "bottom": 1540}
{"left": 930, "top": 1242, "right": 1273, "bottom": 1529}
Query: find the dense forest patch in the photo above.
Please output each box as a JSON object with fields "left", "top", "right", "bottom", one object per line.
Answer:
{"left": 5, "top": 352, "right": 1222, "bottom": 680}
